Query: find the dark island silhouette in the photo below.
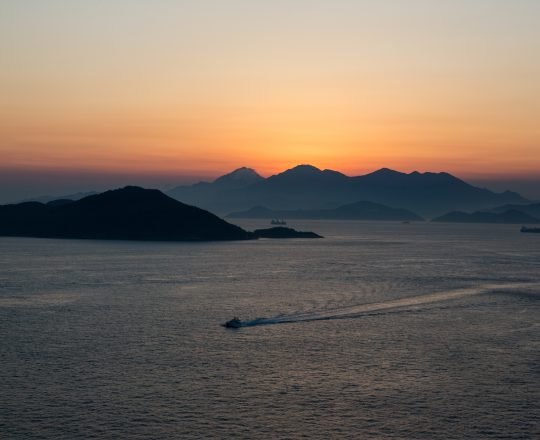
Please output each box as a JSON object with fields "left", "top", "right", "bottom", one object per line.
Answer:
{"left": 252, "top": 227, "right": 323, "bottom": 239}
{"left": 521, "top": 226, "right": 540, "bottom": 233}
{"left": 0, "top": 186, "right": 252, "bottom": 241}
{"left": 432, "top": 209, "right": 540, "bottom": 224}
{"left": 167, "top": 164, "right": 529, "bottom": 217}
{"left": 227, "top": 201, "right": 423, "bottom": 221}
{"left": 0, "top": 186, "right": 322, "bottom": 242}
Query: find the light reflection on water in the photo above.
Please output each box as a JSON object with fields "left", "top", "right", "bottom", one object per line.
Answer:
{"left": 1, "top": 221, "right": 539, "bottom": 439}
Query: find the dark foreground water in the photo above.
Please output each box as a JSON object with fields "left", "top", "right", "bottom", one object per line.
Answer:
{"left": 1, "top": 221, "right": 539, "bottom": 439}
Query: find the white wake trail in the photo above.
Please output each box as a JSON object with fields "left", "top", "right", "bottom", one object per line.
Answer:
{"left": 239, "top": 282, "right": 539, "bottom": 327}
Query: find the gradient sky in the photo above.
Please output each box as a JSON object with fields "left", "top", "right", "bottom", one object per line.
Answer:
{"left": 1, "top": 0, "right": 539, "bottom": 201}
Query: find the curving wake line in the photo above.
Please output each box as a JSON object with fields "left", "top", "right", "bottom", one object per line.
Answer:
{"left": 238, "top": 282, "right": 539, "bottom": 327}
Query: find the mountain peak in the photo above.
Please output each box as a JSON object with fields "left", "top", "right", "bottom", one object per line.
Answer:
{"left": 213, "top": 167, "right": 263, "bottom": 187}
{"left": 293, "top": 164, "right": 321, "bottom": 171}
{"left": 407, "top": 171, "right": 466, "bottom": 185}
{"left": 280, "top": 164, "right": 322, "bottom": 176}
{"left": 360, "top": 168, "right": 406, "bottom": 182}
{"left": 370, "top": 168, "right": 404, "bottom": 176}
{"left": 228, "top": 166, "right": 260, "bottom": 178}
{"left": 267, "top": 164, "right": 348, "bottom": 189}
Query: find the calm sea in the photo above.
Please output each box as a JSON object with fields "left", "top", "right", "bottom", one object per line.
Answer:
{"left": 1, "top": 221, "right": 539, "bottom": 439}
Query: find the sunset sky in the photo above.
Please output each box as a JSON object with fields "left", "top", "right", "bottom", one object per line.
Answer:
{"left": 1, "top": 0, "right": 539, "bottom": 201}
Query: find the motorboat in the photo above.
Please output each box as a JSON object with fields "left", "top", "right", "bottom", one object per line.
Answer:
{"left": 224, "top": 317, "right": 243, "bottom": 328}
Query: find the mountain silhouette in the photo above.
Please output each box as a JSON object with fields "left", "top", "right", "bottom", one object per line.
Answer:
{"left": 227, "top": 201, "right": 423, "bottom": 221}
{"left": 168, "top": 167, "right": 264, "bottom": 206}
{"left": 20, "top": 191, "right": 98, "bottom": 204}
{"left": 210, "top": 167, "right": 264, "bottom": 189}
{"left": 432, "top": 209, "right": 540, "bottom": 224}
{"left": 0, "top": 186, "right": 252, "bottom": 241}
{"left": 485, "top": 202, "right": 540, "bottom": 219}
{"left": 167, "top": 165, "right": 528, "bottom": 217}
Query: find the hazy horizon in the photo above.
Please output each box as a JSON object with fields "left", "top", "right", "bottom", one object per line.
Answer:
{"left": 1, "top": 163, "right": 539, "bottom": 205}
{"left": 2, "top": 0, "right": 539, "bottom": 201}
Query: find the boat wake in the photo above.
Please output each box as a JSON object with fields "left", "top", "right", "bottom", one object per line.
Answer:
{"left": 236, "top": 282, "right": 539, "bottom": 328}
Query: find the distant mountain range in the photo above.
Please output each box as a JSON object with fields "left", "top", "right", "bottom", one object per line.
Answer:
{"left": 0, "top": 187, "right": 251, "bottom": 241}
{"left": 432, "top": 201, "right": 540, "bottom": 224}
{"left": 227, "top": 201, "right": 423, "bottom": 221}
{"left": 20, "top": 191, "right": 98, "bottom": 204}
{"left": 168, "top": 165, "right": 529, "bottom": 217}
{"left": 432, "top": 209, "right": 540, "bottom": 224}
{"left": 485, "top": 202, "right": 540, "bottom": 219}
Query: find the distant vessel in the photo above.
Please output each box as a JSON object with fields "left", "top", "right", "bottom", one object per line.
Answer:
{"left": 271, "top": 219, "right": 287, "bottom": 225}
{"left": 521, "top": 226, "right": 540, "bottom": 233}
{"left": 224, "top": 317, "right": 242, "bottom": 328}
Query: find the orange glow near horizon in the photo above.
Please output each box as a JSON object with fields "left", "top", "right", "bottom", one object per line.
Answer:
{"left": 3, "top": 98, "right": 538, "bottom": 181}
{"left": 1, "top": 1, "right": 539, "bottom": 184}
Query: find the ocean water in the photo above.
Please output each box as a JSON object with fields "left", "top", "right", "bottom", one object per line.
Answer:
{"left": 1, "top": 221, "right": 539, "bottom": 439}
